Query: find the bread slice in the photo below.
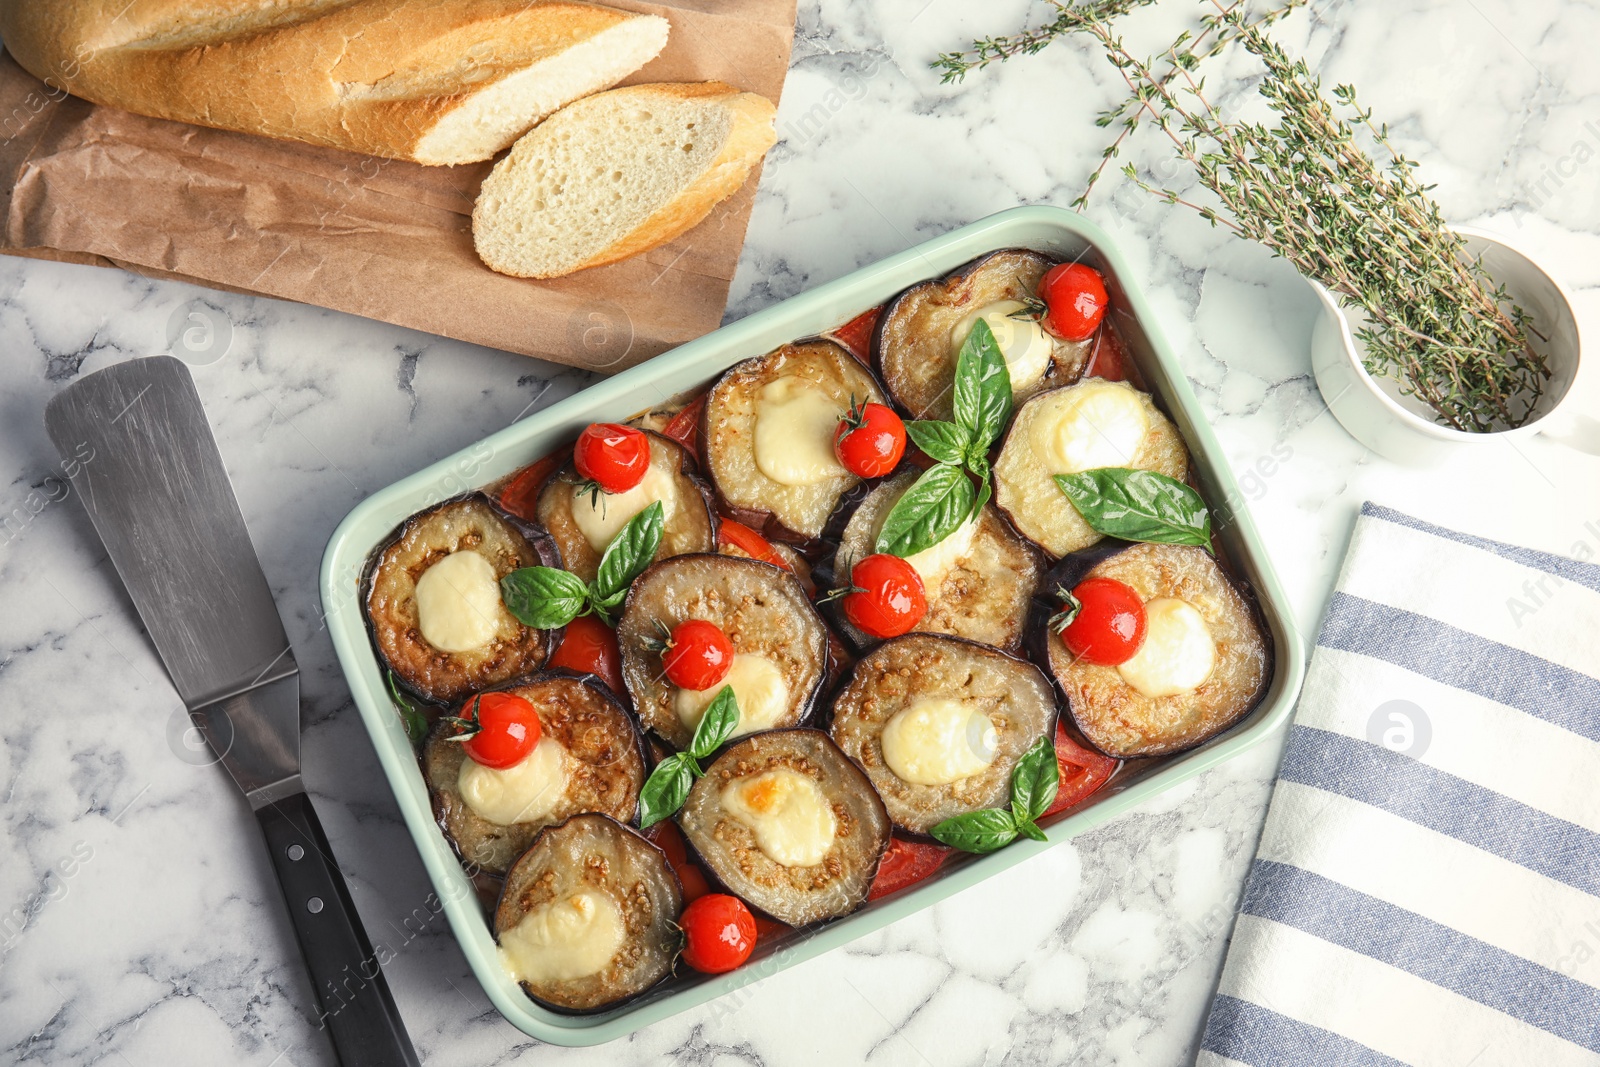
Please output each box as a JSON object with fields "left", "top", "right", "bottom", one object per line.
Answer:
{"left": 472, "top": 82, "right": 778, "bottom": 279}
{"left": 0, "top": 0, "right": 670, "bottom": 165}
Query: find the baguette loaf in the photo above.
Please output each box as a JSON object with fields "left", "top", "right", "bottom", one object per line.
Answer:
{"left": 472, "top": 81, "right": 776, "bottom": 279}
{"left": 0, "top": 0, "right": 670, "bottom": 165}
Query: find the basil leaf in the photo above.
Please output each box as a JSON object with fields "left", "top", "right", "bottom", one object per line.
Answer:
{"left": 873, "top": 463, "right": 976, "bottom": 558}
{"left": 1009, "top": 735, "right": 1060, "bottom": 827}
{"left": 689, "top": 686, "right": 740, "bottom": 759}
{"left": 385, "top": 671, "right": 428, "bottom": 745}
{"left": 953, "top": 318, "right": 1014, "bottom": 449}
{"left": 638, "top": 754, "right": 696, "bottom": 829}
{"left": 500, "top": 566, "right": 590, "bottom": 629}
{"left": 593, "top": 500, "right": 665, "bottom": 605}
{"left": 1017, "top": 821, "right": 1049, "bottom": 843}
{"left": 905, "top": 420, "right": 970, "bottom": 466}
{"left": 1054, "top": 468, "right": 1212, "bottom": 547}
{"left": 929, "top": 807, "right": 1020, "bottom": 854}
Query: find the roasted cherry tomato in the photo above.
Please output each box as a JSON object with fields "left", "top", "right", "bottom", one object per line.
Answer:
{"left": 1039, "top": 262, "right": 1109, "bottom": 342}
{"left": 547, "top": 614, "right": 624, "bottom": 695}
{"left": 868, "top": 838, "right": 951, "bottom": 901}
{"left": 1040, "top": 722, "right": 1120, "bottom": 819}
{"left": 497, "top": 447, "right": 569, "bottom": 521}
{"left": 661, "top": 619, "right": 735, "bottom": 691}
{"left": 461, "top": 691, "right": 541, "bottom": 769}
{"left": 1055, "top": 577, "right": 1147, "bottom": 666}
{"left": 718, "top": 518, "right": 789, "bottom": 570}
{"left": 827, "top": 305, "right": 883, "bottom": 364}
{"left": 661, "top": 394, "right": 707, "bottom": 455}
{"left": 573, "top": 423, "right": 650, "bottom": 493}
{"left": 644, "top": 821, "right": 710, "bottom": 902}
{"left": 834, "top": 401, "right": 906, "bottom": 479}
{"left": 679, "top": 893, "right": 757, "bottom": 974}
{"left": 842, "top": 554, "right": 927, "bottom": 639}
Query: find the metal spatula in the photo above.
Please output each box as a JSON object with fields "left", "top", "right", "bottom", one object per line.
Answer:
{"left": 45, "top": 355, "right": 420, "bottom": 1067}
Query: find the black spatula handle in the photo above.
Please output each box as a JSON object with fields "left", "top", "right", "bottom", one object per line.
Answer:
{"left": 257, "top": 791, "right": 421, "bottom": 1067}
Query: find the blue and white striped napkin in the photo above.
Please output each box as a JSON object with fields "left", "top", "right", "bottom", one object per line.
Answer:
{"left": 1200, "top": 502, "right": 1600, "bottom": 1067}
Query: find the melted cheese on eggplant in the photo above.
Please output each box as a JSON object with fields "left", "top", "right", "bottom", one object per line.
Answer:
{"left": 497, "top": 888, "right": 624, "bottom": 984}
{"left": 753, "top": 377, "right": 849, "bottom": 486}
{"left": 952, "top": 300, "right": 1053, "bottom": 394}
{"left": 457, "top": 735, "right": 569, "bottom": 825}
{"left": 880, "top": 698, "right": 997, "bottom": 785}
{"left": 1028, "top": 379, "right": 1149, "bottom": 474}
{"left": 720, "top": 768, "right": 837, "bottom": 867}
{"left": 673, "top": 653, "right": 789, "bottom": 738}
{"left": 1117, "top": 597, "right": 1217, "bottom": 697}
{"left": 571, "top": 463, "right": 679, "bottom": 553}
{"left": 900, "top": 514, "right": 980, "bottom": 592}
{"left": 414, "top": 550, "right": 505, "bottom": 653}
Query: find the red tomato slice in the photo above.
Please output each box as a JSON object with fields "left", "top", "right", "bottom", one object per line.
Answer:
{"left": 867, "top": 838, "right": 950, "bottom": 901}
{"left": 496, "top": 446, "right": 570, "bottom": 522}
{"left": 718, "top": 518, "right": 789, "bottom": 570}
{"left": 546, "top": 614, "right": 624, "bottom": 695}
{"left": 1041, "top": 722, "right": 1119, "bottom": 819}
{"left": 752, "top": 914, "right": 790, "bottom": 943}
{"left": 643, "top": 822, "right": 711, "bottom": 903}
{"left": 826, "top": 306, "right": 883, "bottom": 364}
{"left": 1085, "top": 325, "right": 1130, "bottom": 384}
{"left": 661, "top": 394, "right": 707, "bottom": 455}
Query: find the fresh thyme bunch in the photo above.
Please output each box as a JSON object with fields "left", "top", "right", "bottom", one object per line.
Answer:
{"left": 933, "top": 0, "right": 1549, "bottom": 432}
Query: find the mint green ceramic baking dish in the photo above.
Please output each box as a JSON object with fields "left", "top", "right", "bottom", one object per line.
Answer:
{"left": 321, "top": 205, "right": 1307, "bottom": 1046}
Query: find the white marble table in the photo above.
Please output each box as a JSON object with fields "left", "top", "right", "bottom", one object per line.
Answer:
{"left": 4, "top": 0, "right": 1598, "bottom": 1063}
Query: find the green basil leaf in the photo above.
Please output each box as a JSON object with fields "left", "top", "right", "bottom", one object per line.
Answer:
{"left": 1016, "top": 820, "right": 1049, "bottom": 843}
{"left": 873, "top": 463, "right": 976, "bottom": 558}
{"left": 929, "top": 807, "right": 1021, "bottom": 854}
{"left": 500, "top": 567, "right": 590, "bottom": 629}
{"left": 970, "top": 458, "right": 992, "bottom": 521}
{"left": 638, "top": 754, "right": 696, "bottom": 829}
{"left": 689, "top": 686, "right": 740, "bottom": 759}
{"left": 953, "top": 317, "right": 1014, "bottom": 449}
{"left": 905, "top": 420, "right": 970, "bottom": 466}
{"left": 593, "top": 500, "right": 665, "bottom": 605}
{"left": 1009, "top": 734, "right": 1060, "bottom": 827}
{"left": 385, "top": 671, "right": 428, "bottom": 745}
{"left": 1054, "top": 468, "right": 1212, "bottom": 547}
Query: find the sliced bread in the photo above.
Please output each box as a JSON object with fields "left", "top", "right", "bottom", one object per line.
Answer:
{"left": 472, "top": 82, "right": 778, "bottom": 279}
{"left": 0, "top": 0, "right": 671, "bottom": 165}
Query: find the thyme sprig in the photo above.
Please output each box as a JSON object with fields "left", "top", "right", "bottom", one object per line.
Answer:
{"left": 931, "top": 0, "right": 1159, "bottom": 83}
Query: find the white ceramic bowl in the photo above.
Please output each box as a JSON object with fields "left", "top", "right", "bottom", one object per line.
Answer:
{"left": 1310, "top": 227, "right": 1597, "bottom": 464}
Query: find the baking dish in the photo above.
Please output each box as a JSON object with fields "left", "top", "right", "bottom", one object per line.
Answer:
{"left": 321, "top": 204, "right": 1307, "bottom": 1045}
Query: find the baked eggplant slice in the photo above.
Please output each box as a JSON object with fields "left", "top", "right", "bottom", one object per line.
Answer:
{"left": 875, "top": 249, "right": 1092, "bottom": 421}
{"left": 494, "top": 814, "right": 682, "bottom": 1013}
{"left": 536, "top": 430, "right": 716, "bottom": 583}
{"left": 703, "top": 340, "right": 887, "bottom": 542}
{"left": 424, "top": 672, "right": 648, "bottom": 873}
{"left": 993, "top": 379, "right": 1190, "bottom": 559}
{"left": 830, "top": 634, "right": 1057, "bottom": 835}
{"left": 1036, "top": 541, "right": 1271, "bottom": 758}
{"left": 678, "top": 729, "right": 891, "bottom": 926}
{"left": 365, "top": 495, "right": 558, "bottom": 703}
{"left": 829, "top": 472, "right": 1043, "bottom": 652}
{"left": 617, "top": 554, "right": 830, "bottom": 751}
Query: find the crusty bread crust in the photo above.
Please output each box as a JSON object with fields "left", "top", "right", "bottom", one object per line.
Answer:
{"left": 472, "top": 81, "right": 777, "bottom": 279}
{"left": 0, "top": 0, "right": 669, "bottom": 164}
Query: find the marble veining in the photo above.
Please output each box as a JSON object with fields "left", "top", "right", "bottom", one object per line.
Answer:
{"left": 4, "top": 0, "right": 1600, "bottom": 1063}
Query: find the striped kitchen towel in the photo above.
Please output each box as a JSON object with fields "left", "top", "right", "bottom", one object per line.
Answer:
{"left": 1199, "top": 502, "right": 1600, "bottom": 1067}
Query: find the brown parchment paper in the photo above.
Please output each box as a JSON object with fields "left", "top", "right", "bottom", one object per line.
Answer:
{"left": 0, "top": 0, "right": 796, "bottom": 372}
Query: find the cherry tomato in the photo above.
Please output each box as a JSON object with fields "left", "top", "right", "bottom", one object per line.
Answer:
{"left": 1056, "top": 577, "right": 1146, "bottom": 666}
{"left": 868, "top": 838, "right": 950, "bottom": 901}
{"left": 661, "top": 619, "right": 734, "bottom": 691}
{"left": 461, "top": 692, "right": 542, "bottom": 769}
{"left": 834, "top": 401, "right": 906, "bottom": 479}
{"left": 679, "top": 893, "right": 757, "bottom": 974}
{"left": 547, "top": 614, "right": 624, "bottom": 695}
{"left": 573, "top": 423, "right": 650, "bottom": 493}
{"left": 842, "top": 554, "right": 927, "bottom": 639}
{"left": 718, "top": 518, "right": 790, "bottom": 570}
{"left": 661, "top": 394, "right": 707, "bottom": 456}
{"left": 497, "top": 447, "right": 569, "bottom": 521}
{"left": 1039, "top": 262, "right": 1109, "bottom": 342}
{"left": 1039, "top": 723, "right": 1120, "bottom": 819}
